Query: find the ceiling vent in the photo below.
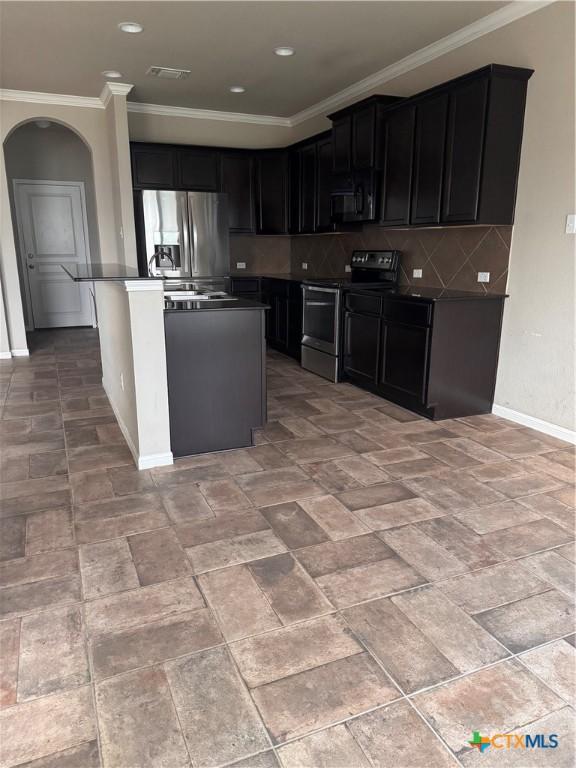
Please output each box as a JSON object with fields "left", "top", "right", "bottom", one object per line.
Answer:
{"left": 146, "top": 66, "right": 191, "bottom": 80}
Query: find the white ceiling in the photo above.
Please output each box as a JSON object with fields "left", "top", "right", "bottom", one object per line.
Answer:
{"left": 0, "top": 1, "right": 514, "bottom": 117}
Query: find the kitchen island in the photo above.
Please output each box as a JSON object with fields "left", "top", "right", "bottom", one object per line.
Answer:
{"left": 62, "top": 263, "right": 268, "bottom": 468}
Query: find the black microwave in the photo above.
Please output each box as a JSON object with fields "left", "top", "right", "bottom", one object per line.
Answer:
{"left": 330, "top": 169, "right": 378, "bottom": 223}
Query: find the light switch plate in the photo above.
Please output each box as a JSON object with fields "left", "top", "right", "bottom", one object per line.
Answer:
{"left": 477, "top": 272, "right": 490, "bottom": 283}
{"left": 301, "top": 262, "right": 308, "bottom": 270}
{"left": 236, "top": 262, "right": 246, "bottom": 269}
{"left": 413, "top": 268, "right": 423, "bottom": 279}
{"left": 566, "top": 214, "right": 576, "bottom": 234}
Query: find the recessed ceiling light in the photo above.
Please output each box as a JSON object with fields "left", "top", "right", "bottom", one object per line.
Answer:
{"left": 118, "top": 21, "right": 143, "bottom": 34}
{"left": 229, "top": 86, "right": 246, "bottom": 93}
{"left": 102, "top": 70, "right": 123, "bottom": 79}
{"left": 274, "top": 46, "right": 295, "bottom": 57}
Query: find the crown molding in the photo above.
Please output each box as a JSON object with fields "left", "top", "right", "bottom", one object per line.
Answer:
{"left": 289, "top": 0, "right": 554, "bottom": 126}
{"left": 126, "top": 101, "right": 292, "bottom": 127}
{"left": 100, "top": 82, "right": 134, "bottom": 106}
{"left": 0, "top": 0, "right": 553, "bottom": 128}
{"left": 0, "top": 88, "right": 103, "bottom": 109}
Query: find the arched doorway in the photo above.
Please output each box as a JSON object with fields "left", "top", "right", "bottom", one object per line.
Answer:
{"left": 4, "top": 119, "right": 100, "bottom": 329}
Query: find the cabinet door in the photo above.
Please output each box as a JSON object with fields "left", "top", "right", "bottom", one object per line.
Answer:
{"left": 288, "top": 151, "right": 301, "bottom": 233}
{"left": 131, "top": 146, "right": 176, "bottom": 188}
{"left": 380, "top": 107, "right": 415, "bottom": 226}
{"left": 411, "top": 94, "right": 448, "bottom": 225}
{"left": 343, "top": 311, "right": 380, "bottom": 381}
{"left": 316, "top": 136, "right": 334, "bottom": 231}
{"left": 178, "top": 149, "right": 220, "bottom": 191}
{"left": 256, "top": 153, "right": 288, "bottom": 234}
{"left": 332, "top": 116, "right": 352, "bottom": 173}
{"left": 380, "top": 321, "right": 429, "bottom": 402}
{"left": 352, "top": 105, "right": 376, "bottom": 169}
{"left": 441, "top": 77, "right": 489, "bottom": 223}
{"left": 221, "top": 154, "right": 255, "bottom": 232}
{"left": 300, "top": 144, "right": 317, "bottom": 233}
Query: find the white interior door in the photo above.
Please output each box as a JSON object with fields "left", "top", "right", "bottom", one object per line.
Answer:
{"left": 14, "top": 181, "right": 94, "bottom": 328}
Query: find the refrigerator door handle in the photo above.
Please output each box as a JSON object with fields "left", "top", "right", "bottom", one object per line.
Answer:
{"left": 179, "top": 193, "right": 191, "bottom": 276}
{"left": 188, "top": 196, "right": 199, "bottom": 276}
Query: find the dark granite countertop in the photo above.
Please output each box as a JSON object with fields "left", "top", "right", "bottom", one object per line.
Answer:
{"left": 164, "top": 297, "right": 269, "bottom": 312}
{"left": 230, "top": 273, "right": 303, "bottom": 281}
{"left": 351, "top": 286, "right": 508, "bottom": 301}
{"left": 62, "top": 263, "right": 152, "bottom": 281}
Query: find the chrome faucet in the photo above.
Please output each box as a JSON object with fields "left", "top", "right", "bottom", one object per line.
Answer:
{"left": 149, "top": 248, "right": 176, "bottom": 276}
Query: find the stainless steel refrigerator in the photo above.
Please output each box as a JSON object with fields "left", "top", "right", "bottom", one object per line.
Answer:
{"left": 141, "top": 190, "right": 229, "bottom": 279}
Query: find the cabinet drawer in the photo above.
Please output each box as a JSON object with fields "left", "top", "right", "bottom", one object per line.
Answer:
{"left": 383, "top": 299, "right": 431, "bottom": 326}
{"left": 345, "top": 293, "right": 382, "bottom": 315}
{"left": 231, "top": 278, "right": 260, "bottom": 294}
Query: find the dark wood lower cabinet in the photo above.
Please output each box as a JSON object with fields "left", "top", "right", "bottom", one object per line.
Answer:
{"left": 342, "top": 291, "right": 506, "bottom": 420}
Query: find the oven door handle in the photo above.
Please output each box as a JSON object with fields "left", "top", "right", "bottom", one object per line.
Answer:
{"left": 302, "top": 286, "right": 340, "bottom": 294}
{"left": 305, "top": 301, "right": 334, "bottom": 307}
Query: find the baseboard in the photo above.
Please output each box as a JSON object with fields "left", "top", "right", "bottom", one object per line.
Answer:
{"left": 492, "top": 404, "right": 576, "bottom": 445}
{"left": 102, "top": 377, "right": 174, "bottom": 470}
{"left": 0, "top": 351, "right": 12, "bottom": 359}
{"left": 11, "top": 348, "right": 29, "bottom": 357}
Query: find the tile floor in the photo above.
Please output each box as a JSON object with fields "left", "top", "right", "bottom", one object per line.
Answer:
{"left": 0, "top": 328, "right": 574, "bottom": 768}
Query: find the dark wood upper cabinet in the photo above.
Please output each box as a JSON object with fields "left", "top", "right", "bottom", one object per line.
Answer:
{"left": 255, "top": 152, "right": 288, "bottom": 234}
{"left": 178, "top": 148, "right": 220, "bottom": 191}
{"left": 410, "top": 93, "right": 448, "bottom": 225}
{"left": 131, "top": 145, "right": 176, "bottom": 188}
{"left": 288, "top": 151, "right": 301, "bottom": 233}
{"left": 331, "top": 115, "right": 352, "bottom": 173}
{"left": 441, "top": 77, "right": 488, "bottom": 223}
{"left": 380, "top": 106, "right": 415, "bottom": 227}
{"left": 316, "top": 135, "right": 334, "bottom": 231}
{"left": 299, "top": 144, "right": 317, "bottom": 233}
{"left": 221, "top": 153, "right": 254, "bottom": 233}
{"left": 352, "top": 105, "right": 377, "bottom": 169}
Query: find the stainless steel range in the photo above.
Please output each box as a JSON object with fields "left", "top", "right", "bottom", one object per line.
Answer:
{"left": 301, "top": 250, "right": 400, "bottom": 381}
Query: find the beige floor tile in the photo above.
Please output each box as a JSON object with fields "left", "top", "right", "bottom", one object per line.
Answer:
{"left": 348, "top": 701, "right": 456, "bottom": 768}
{"left": 246, "top": 480, "right": 325, "bottom": 507}
{"left": 519, "top": 550, "right": 575, "bottom": 598}
{"left": 380, "top": 525, "right": 468, "bottom": 580}
{"left": 13, "top": 740, "right": 100, "bottom": 768}
{"left": 74, "top": 492, "right": 165, "bottom": 523}
{"left": 419, "top": 440, "right": 482, "bottom": 469}
{"left": 549, "top": 485, "right": 575, "bottom": 507}
{"left": 253, "top": 652, "right": 398, "bottom": 744}
{"left": 519, "top": 640, "right": 575, "bottom": 706}
{"left": 0, "top": 685, "right": 96, "bottom": 767}
{"left": 0, "top": 575, "right": 81, "bottom": 620}
{"left": 79, "top": 539, "right": 139, "bottom": 599}
{"left": 391, "top": 586, "right": 509, "bottom": 673}
{"left": 25, "top": 508, "right": 74, "bottom": 555}
{"left": 69, "top": 471, "right": 114, "bottom": 505}
{"left": 85, "top": 577, "right": 204, "bottom": 639}
{"left": 230, "top": 615, "right": 360, "bottom": 688}
{"left": 75, "top": 508, "right": 171, "bottom": 545}
{"left": 260, "top": 502, "right": 329, "bottom": 549}
{"left": 414, "top": 659, "right": 564, "bottom": 755}
{"left": 405, "top": 473, "right": 505, "bottom": 512}
{"left": 467, "top": 460, "right": 527, "bottom": 482}
{"left": 438, "top": 562, "right": 549, "bottom": 614}
{"left": 0, "top": 619, "right": 20, "bottom": 708}
{"left": 151, "top": 463, "right": 228, "bottom": 488}
{"left": 199, "top": 478, "right": 253, "bottom": 513}
{"left": 107, "top": 466, "right": 155, "bottom": 496}
{"left": 96, "top": 666, "right": 190, "bottom": 768}
{"left": 67, "top": 444, "right": 133, "bottom": 474}
{"left": 276, "top": 437, "right": 355, "bottom": 464}
{"left": 0, "top": 549, "right": 78, "bottom": 588}
{"left": 337, "top": 482, "right": 416, "bottom": 511}
{"left": 486, "top": 472, "right": 564, "bottom": 499}
{"left": 18, "top": 605, "right": 89, "bottom": 701}
{"left": 316, "top": 554, "right": 426, "bottom": 608}
{"left": 461, "top": 706, "right": 574, "bottom": 767}
{"left": 344, "top": 597, "right": 458, "bottom": 693}
{"left": 165, "top": 647, "right": 270, "bottom": 766}
{"left": 198, "top": 565, "right": 280, "bottom": 641}
{"left": 295, "top": 461, "right": 362, "bottom": 493}
{"left": 217, "top": 449, "right": 262, "bottom": 475}
{"left": 249, "top": 553, "right": 333, "bottom": 624}
{"left": 245, "top": 444, "right": 294, "bottom": 469}
{"left": 235, "top": 467, "right": 309, "bottom": 492}
{"left": 277, "top": 723, "right": 371, "bottom": 768}
{"left": 28, "top": 451, "right": 67, "bottom": 479}
{"left": 481, "top": 519, "right": 573, "bottom": 558}
{"left": 418, "top": 516, "right": 503, "bottom": 571}
{"left": 227, "top": 752, "right": 279, "bottom": 768}
{"left": 519, "top": 493, "right": 575, "bottom": 533}
{"left": 128, "top": 528, "right": 191, "bottom": 586}
{"left": 474, "top": 589, "right": 575, "bottom": 652}
{"left": 455, "top": 500, "right": 542, "bottom": 534}
{"left": 297, "top": 495, "right": 369, "bottom": 539}
{"left": 175, "top": 510, "right": 270, "bottom": 548}
{"left": 187, "top": 530, "right": 288, "bottom": 574}
{"left": 354, "top": 497, "right": 442, "bottom": 531}
{"left": 90, "top": 608, "right": 222, "bottom": 680}
{"left": 294, "top": 533, "right": 393, "bottom": 578}
{"left": 1, "top": 490, "right": 71, "bottom": 519}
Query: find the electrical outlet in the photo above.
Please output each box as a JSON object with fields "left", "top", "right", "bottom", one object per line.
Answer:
{"left": 413, "top": 268, "right": 423, "bottom": 279}
{"left": 120, "top": 373, "right": 125, "bottom": 392}
{"left": 236, "top": 262, "right": 246, "bottom": 270}
{"left": 566, "top": 214, "right": 576, "bottom": 234}
{"left": 301, "top": 262, "right": 308, "bottom": 270}
{"left": 477, "top": 272, "right": 490, "bottom": 283}
{"left": 344, "top": 265, "right": 351, "bottom": 273}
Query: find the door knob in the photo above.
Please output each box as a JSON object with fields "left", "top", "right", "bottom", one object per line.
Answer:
{"left": 28, "top": 264, "right": 35, "bottom": 270}
{"left": 27, "top": 253, "right": 34, "bottom": 259}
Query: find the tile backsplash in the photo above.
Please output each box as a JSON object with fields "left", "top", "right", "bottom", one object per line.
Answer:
{"left": 231, "top": 225, "right": 512, "bottom": 294}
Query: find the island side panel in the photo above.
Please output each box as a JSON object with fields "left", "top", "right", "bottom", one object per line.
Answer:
{"left": 164, "top": 307, "right": 266, "bottom": 457}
